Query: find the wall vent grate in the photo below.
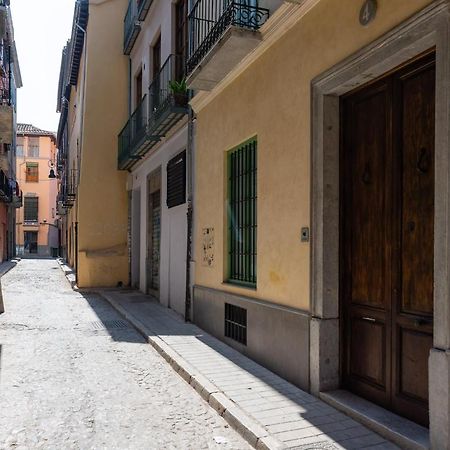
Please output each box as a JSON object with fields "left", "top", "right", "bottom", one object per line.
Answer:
{"left": 225, "top": 303, "right": 247, "bottom": 345}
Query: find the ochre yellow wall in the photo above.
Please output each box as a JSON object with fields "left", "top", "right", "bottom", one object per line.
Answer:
{"left": 194, "top": 0, "right": 433, "bottom": 310}
{"left": 76, "top": 0, "right": 129, "bottom": 287}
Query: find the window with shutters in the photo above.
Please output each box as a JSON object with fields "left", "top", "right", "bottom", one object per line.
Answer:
{"left": 24, "top": 197, "right": 39, "bottom": 223}
{"left": 26, "top": 162, "right": 39, "bottom": 182}
{"left": 227, "top": 138, "right": 257, "bottom": 286}
{"left": 166, "top": 150, "right": 186, "bottom": 208}
{"left": 28, "top": 137, "right": 39, "bottom": 157}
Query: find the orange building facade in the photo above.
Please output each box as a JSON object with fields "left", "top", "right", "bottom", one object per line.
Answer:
{"left": 16, "top": 124, "right": 59, "bottom": 257}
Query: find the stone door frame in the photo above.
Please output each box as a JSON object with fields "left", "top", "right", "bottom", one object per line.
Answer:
{"left": 310, "top": 1, "right": 450, "bottom": 446}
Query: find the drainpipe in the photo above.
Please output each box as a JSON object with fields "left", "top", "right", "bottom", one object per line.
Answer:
{"left": 184, "top": 105, "right": 195, "bottom": 322}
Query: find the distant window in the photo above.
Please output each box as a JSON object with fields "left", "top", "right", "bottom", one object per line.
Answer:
{"left": 26, "top": 162, "right": 39, "bottom": 182}
{"left": 24, "top": 197, "right": 38, "bottom": 222}
{"left": 16, "top": 137, "right": 24, "bottom": 156}
{"left": 28, "top": 137, "right": 39, "bottom": 157}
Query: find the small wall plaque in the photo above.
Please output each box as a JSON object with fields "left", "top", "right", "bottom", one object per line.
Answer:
{"left": 202, "top": 227, "right": 215, "bottom": 267}
{"left": 360, "top": 0, "right": 377, "bottom": 26}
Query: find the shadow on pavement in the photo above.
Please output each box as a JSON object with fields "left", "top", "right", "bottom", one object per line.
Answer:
{"left": 81, "top": 293, "right": 148, "bottom": 344}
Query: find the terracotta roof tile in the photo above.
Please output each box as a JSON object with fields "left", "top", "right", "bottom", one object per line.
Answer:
{"left": 17, "top": 123, "right": 56, "bottom": 137}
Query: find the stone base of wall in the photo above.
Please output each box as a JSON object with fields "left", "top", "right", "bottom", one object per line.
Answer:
{"left": 193, "top": 285, "right": 310, "bottom": 390}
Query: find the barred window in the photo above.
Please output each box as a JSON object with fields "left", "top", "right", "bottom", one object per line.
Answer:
{"left": 227, "top": 139, "right": 257, "bottom": 286}
{"left": 24, "top": 197, "right": 38, "bottom": 222}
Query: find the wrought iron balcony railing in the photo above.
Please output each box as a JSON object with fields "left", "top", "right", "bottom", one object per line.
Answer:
{"left": 148, "top": 54, "right": 189, "bottom": 130}
{"left": 118, "top": 54, "right": 190, "bottom": 170}
{"left": 12, "top": 181, "right": 22, "bottom": 208}
{"left": 0, "top": 170, "right": 12, "bottom": 202}
{"left": 187, "top": 0, "right": 269, "bottom": 75}
{"left": 123, "top": 0, "right": 154, "bottom": 55}
{"left": 118, "top": 94, "right": 150, "bottom": 169}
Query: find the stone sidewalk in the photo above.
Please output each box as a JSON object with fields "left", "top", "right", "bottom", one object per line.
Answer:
{"left": 95, "top": 289, "right": 398, "bottom": 450}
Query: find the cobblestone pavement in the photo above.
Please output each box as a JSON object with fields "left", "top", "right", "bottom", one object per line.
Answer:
{"left": 0, "top": 259, "right": 251, "bottom": 450}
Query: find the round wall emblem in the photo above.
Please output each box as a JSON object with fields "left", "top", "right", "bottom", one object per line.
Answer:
{"left": 359, "top": 0, "right": 377, "bottom": 26}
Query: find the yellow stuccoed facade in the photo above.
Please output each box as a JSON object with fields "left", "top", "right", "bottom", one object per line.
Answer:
{"left": 192, "top": 0, "right": 433, "bottom": 311}
{"left": 63, "top": 0, "right": 129, "bottom": 288}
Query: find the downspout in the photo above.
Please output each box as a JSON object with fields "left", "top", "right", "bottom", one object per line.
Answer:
{"left": 185, "top": 104, "right": 195, "bottom": 322}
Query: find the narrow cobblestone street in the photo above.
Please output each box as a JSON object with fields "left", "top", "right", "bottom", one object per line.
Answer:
{"left": 0, "top": 259, "right": 250, "bottom": 450}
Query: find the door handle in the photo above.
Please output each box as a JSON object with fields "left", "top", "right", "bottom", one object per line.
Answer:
{"left": 361, "top": 317, "right": 376, "bottom": 323}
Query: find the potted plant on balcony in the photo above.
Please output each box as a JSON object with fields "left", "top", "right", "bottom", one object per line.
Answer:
{"left": 169, "top": 78, "right": 188, "bottom": 107}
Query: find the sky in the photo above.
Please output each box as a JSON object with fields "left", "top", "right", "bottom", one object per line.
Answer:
{"left": 11, "top": 0, "right": 75, "bottom": 133}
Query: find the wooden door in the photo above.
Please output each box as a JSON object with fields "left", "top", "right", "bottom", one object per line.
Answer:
{"left": 341, "top": 53, "right": 435, "bottom": 427}
{"left": 175, "top": 0, "right": 188, "bottom": 79}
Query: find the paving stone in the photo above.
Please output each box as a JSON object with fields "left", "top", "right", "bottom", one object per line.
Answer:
{"left": 0, "top": 260, "right": 250, "bottom": 449}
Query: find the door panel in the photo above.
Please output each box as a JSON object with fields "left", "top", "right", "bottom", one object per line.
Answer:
{"left": 342, "top": 80, "right": 392, "bottom": 408}
{"left": 341, "top": 53, "right": 435, "bottom": 427}
{"left": 392, "top": 56, "right": 435, "bottom": 426}
{"left": 349, "top": 317, "right": 386, "bottom": 388}
{"left": 398, "top": 64, "right": 435, "bottom": 316}
{"left": 349, "top": 85, "right": 390, "bottom": 309}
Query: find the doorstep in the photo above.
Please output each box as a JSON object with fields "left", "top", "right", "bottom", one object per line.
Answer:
{"left": 96, "top": 289, "right": 398, "bottom": 450}
{"left": 320, "top": 390, "right": 429, "bottom": 450}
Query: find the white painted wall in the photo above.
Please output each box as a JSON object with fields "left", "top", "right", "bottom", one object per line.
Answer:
{"left": 129, "top": 0, "right": 175, "bottom": 112}
{"left": 130, "top": 125, "right": 188, "bottom": 317}
{"left": 126, "top": 0, "right": 190, "bottom": 317}
{"left": 131, "top": 188, "right": 141, "bottom": 288}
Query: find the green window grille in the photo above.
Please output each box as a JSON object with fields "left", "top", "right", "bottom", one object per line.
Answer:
{"left": 228, "top": 138, "right": 257, "bottom": 286}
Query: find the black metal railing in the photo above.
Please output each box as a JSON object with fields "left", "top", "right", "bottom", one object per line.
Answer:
{"left": 0, "top": 44, "right": 12, "bottom": 106}
{"left": 187, "top": 0, "right": 269, "bottom": 74}
{"left": 149, "top": 54, "right": 188, "bottom": 127}
{"left": 124, "top": 0, "right": 153, "bottom": 54}
{"left": 124, "top": 0, "right": 139, "bottom": 53}
{"left": 118, "top": 94, "right": 148, "bottom": 167}
{"left": 58, "top": 168, "right": 77, "bottom": 208}
{"left": 0, "top": 170, "right": 12, "bottom": 202}
{"left": 118, "top": 55, "right": 190, "bottom": 169}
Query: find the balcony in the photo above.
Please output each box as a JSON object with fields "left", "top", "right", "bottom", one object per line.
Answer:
{"left": 0, "top": 169, "right": 11, "bottom": 202}
{"left": 123, "top": 0, "right": 153, "bottom": 55}
{"left": 118, "top": 54, "right": 190, "bottom": 171}
{"left": 187, "top": 0, "right": 269, "bottom": 90}
{"left": 12, "top": 182, "right": 22, "bottom": 208}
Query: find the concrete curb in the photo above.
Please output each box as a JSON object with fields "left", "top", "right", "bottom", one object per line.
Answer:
{"left": 56, "top": 258, "right": 77, "bottom": 289}
{"left": 98, "top": 290, "right": 287, "bottom": 450}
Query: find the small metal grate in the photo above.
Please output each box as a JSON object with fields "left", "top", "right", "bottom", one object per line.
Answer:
{"left": 225, "top": 303, "right": 247, "bottom": 345}
{"left": 90, "top": 320, "right": 129, "bottom": 331}
{"left": 290, "top": 443, "right": 338, "bottom": 450}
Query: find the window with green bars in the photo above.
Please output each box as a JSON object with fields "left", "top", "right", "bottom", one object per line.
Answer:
{"left": 227, "top": 138, "right": 257, "bottom": 286}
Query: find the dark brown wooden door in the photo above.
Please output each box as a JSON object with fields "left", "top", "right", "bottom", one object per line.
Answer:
{"left": 341, "top": 53, "right": 435, "bottom": 427}
{"left": 175, "top": 0, "right": 188, "bottom": 80}
{"left": 152, "top": 36, "right": 161, "bottom": 79}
